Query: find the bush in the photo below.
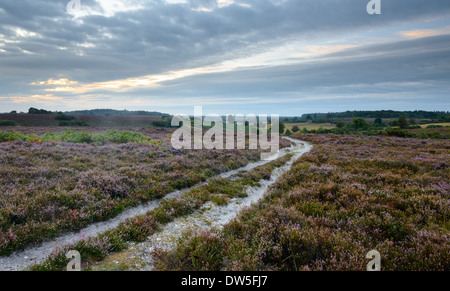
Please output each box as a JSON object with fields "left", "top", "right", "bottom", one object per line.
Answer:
{"left": 0, "top": 131, "right": 38, "bottom": 142}
{"left": 55, "top": 115, "right": 76, "bottom": 121}
{"left": 28, "top": 107, "right": 52, "bottom": 114}
{"left": 58, "top": 121, "right": 89, "bottom": 127}
{"left": 383, "top": 127, "right": 410, "bottom": 138}
{"left": 152, "top": 120, "right": 171, "bottom": 128}
{"left": 398, "top": 117, "right": 408, "bottom": 129}
{"left": 351, "top": 118, "right": 370, "bottom": 130}
{"left": 0, "top": 120, "right": 16, "bottom": 126}
{"left": 152, "top": 117, "right": 174, "bottom": 128}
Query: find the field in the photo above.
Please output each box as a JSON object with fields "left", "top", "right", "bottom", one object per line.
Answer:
{"left": 0, "top": 115, "right": 448, "bottom": 271}
{"left": 285, "top": 123, "right": 336, "bottom": 131}
{"left": 419, "top": 123, "right": 450, "bottom": 128}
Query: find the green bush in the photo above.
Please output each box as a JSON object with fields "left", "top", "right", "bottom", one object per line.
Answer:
{"left": 0, "top": 120, "right": 16, "bottom": 126}
{"left": 58, "top": 121, "right": 89, "bottom": 127}
{"left": 382, "top": 128, "right": 410, "bottom": 138}
{"left": 0, "top": 131, "right": 37, "bottom": 142}
{"left": 152, "top": 120, "right": 172, "bottom": 128}
{"left": 55, "top": 115, "right": 76, "bottom": 121}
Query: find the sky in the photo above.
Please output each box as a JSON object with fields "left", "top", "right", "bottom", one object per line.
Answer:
{"left": 0, "top": 0, "right": 450, "bottom": 116}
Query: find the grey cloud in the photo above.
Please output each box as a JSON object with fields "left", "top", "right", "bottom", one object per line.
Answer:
{"left": 0, "top": 0, "right": 450, "bottom": 114}
{"left": 120, "top": 34, "right": 450, "bottom": 104}
{"left": 1, "top": 0, "right": 450, "bottom": 81}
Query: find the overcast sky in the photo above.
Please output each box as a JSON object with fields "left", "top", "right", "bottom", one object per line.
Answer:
{"left": 1, "top": 0, "right": 449, "bottom": 115}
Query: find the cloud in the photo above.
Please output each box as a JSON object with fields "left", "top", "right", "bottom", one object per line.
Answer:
{"left": 31, "top": 78, "right": 79, "bottom": 86}
{"left": 400, "top": 25, "right": 450, "bottom": 38}
{"left": 0, "top": 94, "right": 62, "bottom": 104}
{"left": 0, "top": 0, "right": 450, "bottom": 113}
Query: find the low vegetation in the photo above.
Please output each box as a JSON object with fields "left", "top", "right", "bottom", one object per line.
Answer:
{"left": 293, "top": 117, "right": 450, "bottom": 139}
{"left": 0, "top": 121, "right": 16, "bottom": 126}
{"left": 0, "top": 129, "right": 264, "bottom": 256}
{"left": 152, "top": 134, "right": 449, "bottom": 271}
{"left": 27, "top": 154, "right": 294, "bottom": 270}
{"left": 1, "top": 111, "right": 448, "bottom": 272}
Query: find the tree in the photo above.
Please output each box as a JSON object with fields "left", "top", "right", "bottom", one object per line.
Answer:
{"left": 28, "top": 107, "right": 52, "bottom": 114}
{"left": 388, "top": 120, "right": 399, "bottom": 127}
{"left": 408, "top": 118, "right": 416, "bottom": 125}
{"left": 352, "top": 118, "right": 370, "bottom": 130}
{"left": 285, "top": 129, "right": 292, "bottom": 136}
{"left": 374, "top": 118, "right": 383, "bottom": 126}
{"left": 292, "top": 125, "right": 300, "bottom": 133}
{"left": 398, "top": 116, "right": 408, "bottom": 129}
{"left": 336, "top": 121, "right": 345, "bottom": 128}
{"left": 279, "top": 122, "right": 286, "bottom": 134}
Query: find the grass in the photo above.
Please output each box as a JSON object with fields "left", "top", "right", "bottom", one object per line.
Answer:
{"left": 285, "top": 123, "right": 336, "bottom": 131}
{"left": 419, "top": 123, "right": 450, "bottom": 128}
{"left": 151, "top": 134, "right": 449, "bottom": 271}
{"left": 0, "top": 129, "right": 156, "bottom": 145}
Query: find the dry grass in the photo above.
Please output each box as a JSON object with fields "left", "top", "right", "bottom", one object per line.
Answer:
{"left": 285, "top": 123, "right": 336, "bottom": 131}
{"left": 419, "top": 123, "right": 450, "bottom": 128}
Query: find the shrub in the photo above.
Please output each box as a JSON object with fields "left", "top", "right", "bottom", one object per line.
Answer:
{"left": 58, "top": 121, "right": 89, "bottom": 127}
{"left": 0, "top": 120, "right": 16, "bottom": 126}
{"left": 152, "top": 134, "right": 450, "bottom": 271}
{"left": 398, "top": 117, "right": 408, "bottom": 129}
{"left": 152, "top": 120, "right": 171, "bottom": 128}
{"left": 351, "top": 118, "right": 370, "bottom": 130}
{"left": 383, "top": 127, "right": 410, "bottom": 138}
{"left": 28, "top": 107, "right": 52, "bottom": 114}
{"left": 55, "top": 115, "right": 76, "bottom": 121}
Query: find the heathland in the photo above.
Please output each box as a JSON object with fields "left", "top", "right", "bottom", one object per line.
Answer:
{"left": 0, "top": 110, "right": 448, "bottom": 271}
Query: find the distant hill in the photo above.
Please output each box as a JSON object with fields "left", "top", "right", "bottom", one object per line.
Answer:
{"left": 65, "top": 109, "right": 170, "bottom": 117}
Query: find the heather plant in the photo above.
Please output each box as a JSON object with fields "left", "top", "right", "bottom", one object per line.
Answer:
{"left": 27, "top": 154, "right": 293, "bottom": 270}
{"left": 0, "top": 131, "right": 266, "bottom": 255}
{"left": 152, "top": 134, "right": 449, "bottom": 271}
{"left": 0, "top": 129, "right": 155, "bottom": 145}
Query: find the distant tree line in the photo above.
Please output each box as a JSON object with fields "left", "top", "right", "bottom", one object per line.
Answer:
{"left": 297, "top": 116, "right": 449, "bottom": 139}
{"left": 28, "top": 107, "right": 54, "bottom": 114}
{"left": 66, "top": 109, "right": 170, "bottom": 117}
{"left": 299, "top": 110, "right": 449, "bottom": 120}
{"left": 26, "top": 108, "right": 170, "bottom": 117}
